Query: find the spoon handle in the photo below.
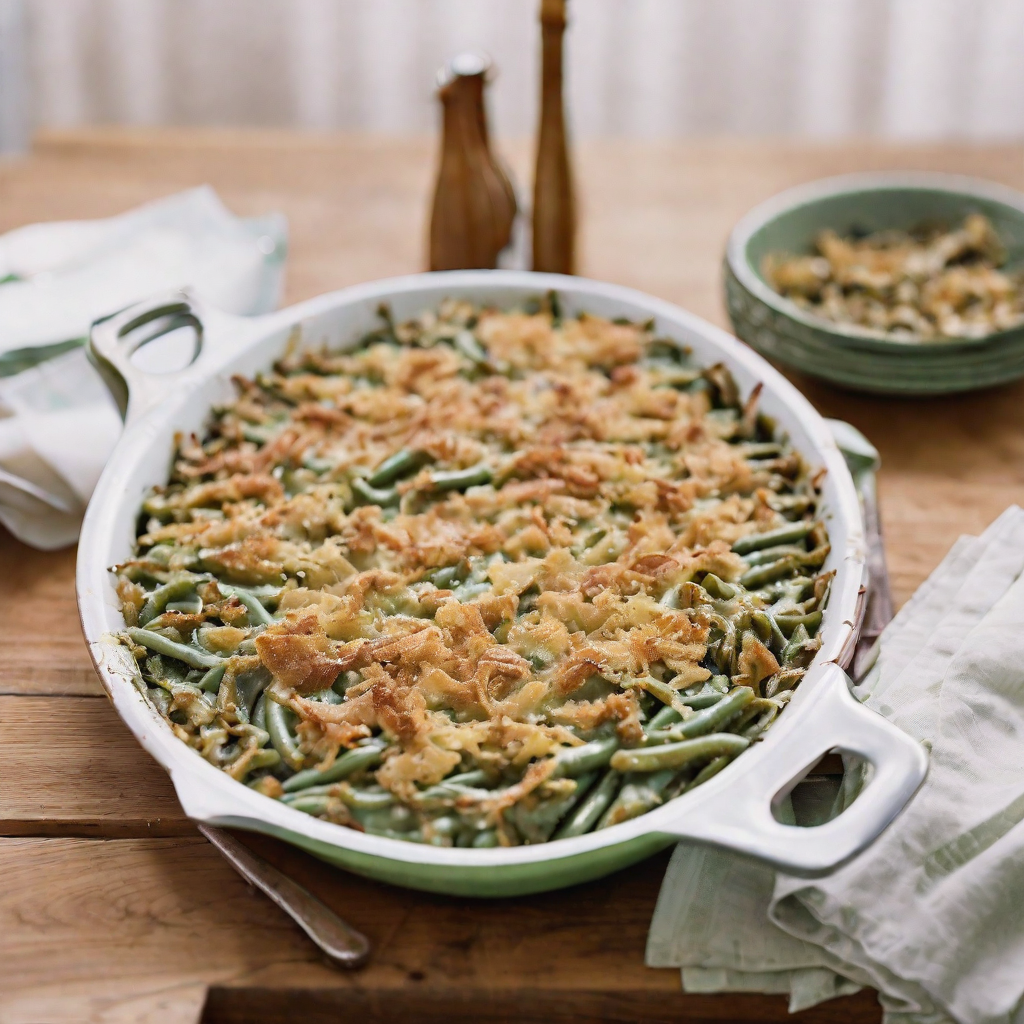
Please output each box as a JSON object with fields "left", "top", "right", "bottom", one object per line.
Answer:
{"left": 852, "top": 471, "right": 894, "bottom": 680}
{"left": 198, "top": 823, "right": 371, "bottom": 968}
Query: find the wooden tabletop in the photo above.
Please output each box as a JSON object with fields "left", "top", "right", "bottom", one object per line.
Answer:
{"left": 2, "top": 129, "right": 1023, "bottom": 1024}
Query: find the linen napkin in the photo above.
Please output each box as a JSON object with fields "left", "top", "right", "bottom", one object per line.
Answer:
{"left": 647, "top": 505, "right": 1024, "bottom": 1024}
{"left": 0, "top": 187, "right": 287, "bottom": 549}
{"left": 0, "top": 185, "right": 286, "bottom": 367}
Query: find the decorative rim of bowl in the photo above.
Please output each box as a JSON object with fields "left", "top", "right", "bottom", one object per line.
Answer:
{"left": 726, "top": 170, "right": 1024, "bottom": 353}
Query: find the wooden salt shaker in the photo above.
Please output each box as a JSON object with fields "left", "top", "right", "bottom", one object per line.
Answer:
{"left": 532, "top": 0, "right": 575, "bottom": 274}
{"left": 429, "top": 52, "right": 517, "bottom": 271}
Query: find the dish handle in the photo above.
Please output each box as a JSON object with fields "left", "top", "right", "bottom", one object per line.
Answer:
{"left": 87, "top": 289, "right": 262, "bottom": 426}
{"left": 659, "top": 662, "right": 928, "bottom": 876}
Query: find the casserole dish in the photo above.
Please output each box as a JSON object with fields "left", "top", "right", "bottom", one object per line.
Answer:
{"left": 77, "top": 271, "right": 927, "bottom": 897}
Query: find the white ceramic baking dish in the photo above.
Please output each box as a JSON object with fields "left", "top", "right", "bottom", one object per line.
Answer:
{"left": 77, "top": 271, "right": 927, "bottom": 897}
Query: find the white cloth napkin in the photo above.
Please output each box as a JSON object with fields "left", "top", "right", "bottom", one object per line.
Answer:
{"left": 0, "top": 185, "right": 286, "bottom": 360}
{"left": 647, "top": 505, "right": 1024, "bottom": 1024}
{"left": 0, "top": 187, "right": 287, "bottom": 549}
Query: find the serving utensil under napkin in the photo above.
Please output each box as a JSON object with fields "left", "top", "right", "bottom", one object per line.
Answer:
{"left": 648, "top": 505, "right": 1024, "bottom": 1024}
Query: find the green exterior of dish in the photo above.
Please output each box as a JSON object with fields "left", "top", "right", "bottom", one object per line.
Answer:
{"left": 239, "top": 819, "right": 676, "bottom": 897}
{"left": 725, "top": 178, "right": 1024, "bottom": 395}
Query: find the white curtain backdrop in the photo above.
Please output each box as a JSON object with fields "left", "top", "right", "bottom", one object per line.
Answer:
{"left": 13, "top": 0, "right": 1024, "bottom": 141}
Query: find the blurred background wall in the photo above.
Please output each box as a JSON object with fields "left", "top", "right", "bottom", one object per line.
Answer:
{"left": 1, "top": 0, "right": 1022, "bottom": 152}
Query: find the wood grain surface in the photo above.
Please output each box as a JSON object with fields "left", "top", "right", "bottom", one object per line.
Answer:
{"left": 2, "top": 129, "right": 1023, "bottom": 1024}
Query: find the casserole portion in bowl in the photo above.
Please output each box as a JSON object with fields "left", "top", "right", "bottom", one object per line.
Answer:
{"left": 725, "top": 172, "right": 1024, "bottom": 395}
{"left": 111, "top": 296, "right": 830, "bottom": 848}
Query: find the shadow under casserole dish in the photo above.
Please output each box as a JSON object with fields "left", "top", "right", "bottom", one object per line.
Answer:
{"left": 112, "top": 296, "right": 830, "bottom": 847}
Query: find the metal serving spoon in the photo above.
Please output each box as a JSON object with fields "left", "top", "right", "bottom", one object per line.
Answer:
{"left": 198, "top": 824, "right": 371, "bottom": 968}
{"left": 827, "top": 420, "right": 894, "bottom": 680}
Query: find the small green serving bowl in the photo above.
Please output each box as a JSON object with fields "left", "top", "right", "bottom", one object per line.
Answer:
{"left": 724, "top": 172, "right": 1024, "bottom": 396}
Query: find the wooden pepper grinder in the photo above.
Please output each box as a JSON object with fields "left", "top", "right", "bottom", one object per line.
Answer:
{"left": 532, "top": 0, "right": 575, "bottom": 274}
{"left": 429, "top": 52, "right": 517, "bottom": 271}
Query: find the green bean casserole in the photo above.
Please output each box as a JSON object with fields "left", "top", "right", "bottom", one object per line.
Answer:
{"left": 113, "top": 297, "right": 831, "bottom": 847}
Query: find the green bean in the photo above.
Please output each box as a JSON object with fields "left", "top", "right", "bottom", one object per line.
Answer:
{"left": 774, "top": 610, "right": 823, "bottom": 637}
{"left": 357, "top": 803, "right": 417, "bottom": 832}
{"left": 732, "top": 521, "right": 814, "bottom": 555}
{"left": 513, "top": 771, "right": 597, "bottom": 843}
{"left": 351, "top": 477, "right": 399, "bottom": 507}
{"left": 429, "top": 463, "right": 493, "bottom": 492}
{"left": 553, "top": 769, "right": 622, "bottom": 839}
{"left": 141, "top": 495, "right": 173, "bottom": 523}
{"left": 700, "top": 573, "right": 737, "bottom": 600}
{"left": 645, "top": 705, "right": 682, "bottom": 732}
{"left": 659, "top": 585, "right": 681, "bottom": 609}
{"left": 741, "top": 556, "right": 801, "bottom": 590}
{"left": 781, "top": 623, "right": 812, "bottom": 666}
{"left": 242, "top": 423, "right": 278, "bottom": 446}
{"left": 710, "top": 622, "right": 737, "bottom": 675}
{"left": 750, "top": 610, "right": 788, "bottom": 656}
{"left": 302, "top": 454, "right": 335, "bottom": 474}
{"left": 739, "top": 442, "right": 783, "bottom": 459}
{"left": 280, "top": 740, "right": 387, "bottom": 793}
{"left": 645, "top": 686, "right": 754, "bottom": 743}
{"left": 235, "top": 669, "right": 270, "bottom": 719}
{"left": 285, "top": 794, "right": 337, "bottom": 816}
{"left": 126, "top": 627, "right": 222, "bottom": 670}
{"left": 472, "top": 829, "right": 499, "bottom": 848}
{"left": 266, "top": 699, "right": 304, "bottom": 771}
{"left": 768, "top": 493, "right": 816, "bottom": 515}
{"left": 453, "top": 329, "right": 493, "bottom": 368}
{"left": 149, "top": 675, "right": 203, "bottom": 700}
{"left": 627, "top": 676, "right": 693, "bottom": 718}
{"left": 596, "top": 770, "right": 676, "bottom": 830}
{"left": 363, "top": 824, "right": 425, "bottom": 843}
{"left": 424, "top": 564, "right": 463, "bottom": 589}
{"left": 284, "top": 784, "right": 394, "bottom": 811}
{"left": 574, "top": 528, "right": 606, "bottom": 555}
{"left": 680, "top": 690, "right": 728, "bottom": 711}
{"left": 800, "top": 544, "right": 831, "bottom": 570}
{"left": 280, "top": 783, "right": 334, "bottom": 802}
{"left": 367, "top": 448, "right": 433, "bottom": 488}
{"left": 412, "top": 769, "right": 490, "bottom": 804}
{"left": 165, "top": 596, "right": 203, "bottom": 615}
{"left": 686, "top": 754, "right": 733, "bottom": 790}
{"left": 144, "top": 653, "right": 187, "bottom": 683}
{"left": 553, "top": 736, "right": 618, "bottom": 777}
{"left": 138, "top": 576, "right": 200, "bottom": 626}
{"left": 763, "top": 575, "right": 815, "bottom": 604}
{"left": 236, "top": 749, "right": 281, "bottom": 777}
{"left": 197, "top": 663, "right": 226, "bottom": 693}
{"left": 148, "top": 687, "right": 172, "bottom": 716}
{"left": 218, "top": 584, "right": 274, "bottom": 626}
{"left": 741, "top": 544, "right": 808, "bottom": 567}
{"left": 251, "top": 693, "right": 268, "bottom": 731}
{"left": 708, "top": 674, "right": 731, "bottom": 693}
{"left": 741, "top": 703, "right": 779, "bottom": 740}
{"left": 332, "top": 670, "right": 361, "bottom": 697}
{"left": 610, "top": 733, "right": 750, "bottom": 772}
{"left": 596, "top": 784, "right": 659, "bottom": 829}
{"left": 765, "top": 668, "right": 803, "bottom": 698}
{"left": 426, "top": 815, "right": 459, "bottom": 841}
